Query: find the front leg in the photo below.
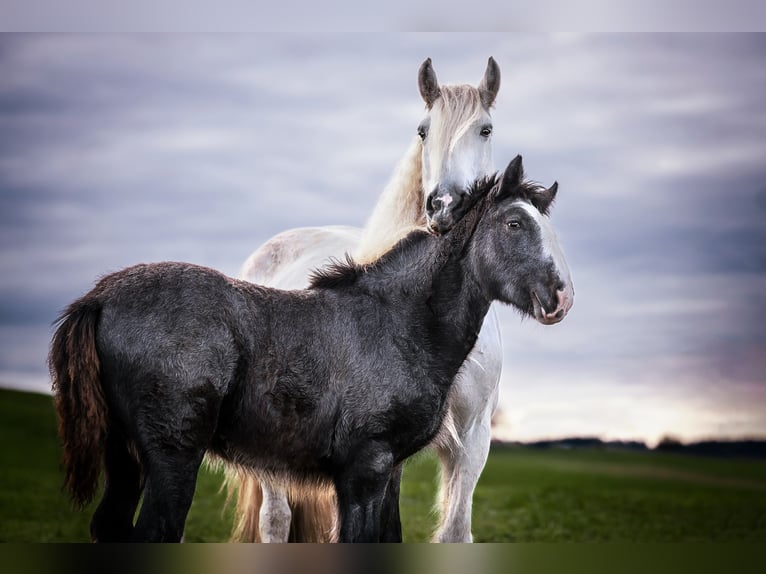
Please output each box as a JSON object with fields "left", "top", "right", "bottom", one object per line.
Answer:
{"left": 334, "top": 448, "right": 393, "bottom": 543}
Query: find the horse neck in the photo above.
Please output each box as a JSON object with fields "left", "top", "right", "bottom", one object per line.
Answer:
{"left": 353, "top": 136, "right": 425, "bottom": 265}
{"left": 425, "top": 211, "right": 492, "bottom": 361}
{"left": 361, "top": 211, "right": 492, "bottom": 379}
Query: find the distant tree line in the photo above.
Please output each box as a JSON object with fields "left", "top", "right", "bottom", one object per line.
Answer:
{"left": 654, "top": 436, "right": 766, "bottom": 458}
{"left": 491, "top": 436, "right": 766, "bottom": 459}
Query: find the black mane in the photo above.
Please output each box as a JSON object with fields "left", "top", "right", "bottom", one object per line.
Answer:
{"left": 308, "top": 254, "right": 361, "bottom": 289}
{"left": 465, "top": 171, "right": 551, "bottom": 214}
{"left": 308, "top": 230, "right": 432, "bottom": 290}
{"left": 308, "top": 171, "right": 548, "bottom": 291}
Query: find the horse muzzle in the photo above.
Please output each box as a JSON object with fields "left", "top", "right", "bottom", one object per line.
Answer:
{"left": 427, "top": 211, "right": 456, "bottom": 235}
{"left": 531, "top": 287, "right": 573, "bottom": 325}
{"left": 426, "top": 186, "right": 465, "bottom": 235}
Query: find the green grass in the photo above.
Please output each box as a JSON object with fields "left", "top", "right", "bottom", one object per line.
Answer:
{"left": 400, "top": 446, "right": 766, "bottom": 542}
{"left": 2, "top": 388, "right": 765, "bottom": 542}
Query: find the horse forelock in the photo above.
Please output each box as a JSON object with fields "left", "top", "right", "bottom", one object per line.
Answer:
{"left": 511, "top": 181, "right": 554, "bottom": 216}
{"left": 485, "top": 168, "right": 553, "bottom": 216}
{"left": 429, "top": 85, "right": 487, "bottom": 156}
{"left": 456, "top": 173, "right": 556, "bottom": 242}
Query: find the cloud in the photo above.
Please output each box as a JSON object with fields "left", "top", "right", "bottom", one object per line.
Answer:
{"left": 1, "top": 34, "right": 764, "bottom": 443}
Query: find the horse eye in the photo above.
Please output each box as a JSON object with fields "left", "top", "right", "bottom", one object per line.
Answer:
{"left": 507, "top": 220, "right": 521, "bottom": 229}
{"left": 417, "top": 127, "right": 427, "bottom": 140}
{"left": 480, "top": 126, "right": 492, "bottom": 138}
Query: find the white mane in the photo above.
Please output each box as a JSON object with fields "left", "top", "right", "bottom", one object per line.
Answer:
{"left": 354, "top": 136, "right": 425, "bottom": 264}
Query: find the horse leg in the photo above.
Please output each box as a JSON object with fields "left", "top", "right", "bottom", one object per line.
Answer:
{"left": 378, "top": 464, "right": 403, "bottom": 542}
{"left": 90, "top": 431, "right": 143, "bottom": 542}
{"left": 259, "top": 484, "right": 292, "bottom": 542}
{"left": 433, "top": 311, "right": 502, "bottom": 543}
{"left": 433, "top": 412, "right": 492, "bottom": 543}
{"left": 131, "top": 449, "right": 205, "bottom": 542}
{"left": 129, "top": 387, "right": 218, "bottom": 542}
{"left": 334, "top": 448, "right": 393, "bottom": 543}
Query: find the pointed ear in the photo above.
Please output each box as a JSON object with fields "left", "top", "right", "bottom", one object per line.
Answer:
{"left": 494, "top": 155, "right": 524, "bottom": 202}
{"left": 418, "top": 58, "right": 441, "bottom": 108}
{"left": 478, "top": 57, "right": 501, "bottom": 109}
{"left": 531, "top": 181, "right": 558, "bottom": 215}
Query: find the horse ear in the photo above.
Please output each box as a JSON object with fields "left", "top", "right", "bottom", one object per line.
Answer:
{"left": 494, "top": 155, "right": 524, "bottom": 202}
{"left": 418, "top": 57, "right": 441, "bottom": 108}
{"left": 531, "top": 181, "right": 558, "bottom": 215}
{"left": 478, "top": 57, "right": 501, "bottom": 109}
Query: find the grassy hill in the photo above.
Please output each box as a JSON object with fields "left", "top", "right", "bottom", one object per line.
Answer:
{"left": 1, "top": 388, "right": 765, "bottom": 542}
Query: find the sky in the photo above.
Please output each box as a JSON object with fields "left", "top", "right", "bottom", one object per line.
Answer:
{"left": 1, "top": 33, "right": 765, "bottom": 446}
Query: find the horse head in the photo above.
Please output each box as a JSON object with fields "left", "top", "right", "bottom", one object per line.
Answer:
{"left": 470, "top": 155, "right": 574, "bottom": 325}
{"left": 417, "top": 57, "right": 501, "bottom": 234}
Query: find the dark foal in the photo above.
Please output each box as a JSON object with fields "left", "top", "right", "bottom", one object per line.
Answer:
{"left": 50, "top": 155, "right": 571, "bottom": 542}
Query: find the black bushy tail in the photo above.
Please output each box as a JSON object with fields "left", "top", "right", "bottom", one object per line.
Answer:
{"left": 48, "top": 296, "right": 108, "bottom": 508}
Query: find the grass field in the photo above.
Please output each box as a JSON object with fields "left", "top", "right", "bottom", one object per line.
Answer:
{"left": 1, "top": 387, "right": 765, "bottom": 542}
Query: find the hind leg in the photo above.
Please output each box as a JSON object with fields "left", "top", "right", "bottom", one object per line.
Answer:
{"left": 129, "top": 387, "right": 221, "bottom": 541}
{"left": 90, "top": 432, "right": 143, "bottom": 542}
{"left": 434, "top": 318, "right": 502, "bottom": 543}
{"left": 379, "top": 464, "right": 403, "bottom": 542}
{"left": 131, "top": 449, "right": 205, "bottom": 542}
{"left": 259, "top": 484, "right": 292, "bottom": 542}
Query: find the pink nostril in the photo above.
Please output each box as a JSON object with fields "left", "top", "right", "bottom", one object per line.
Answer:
{"left": 535, "top": 288, "right": 572, "bottom": 322}
{"left": 556, "top": 288, "right": 572, "bottom": 312}
{"left": 542, "top": 289, "right": 571, "bottom": 321}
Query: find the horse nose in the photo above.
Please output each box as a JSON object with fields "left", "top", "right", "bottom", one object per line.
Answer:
{"left": 426, "top": 188, "right": 444, "bottom": 217}
{"left": 539, "top": 288, "right": 572, "bottom": 324}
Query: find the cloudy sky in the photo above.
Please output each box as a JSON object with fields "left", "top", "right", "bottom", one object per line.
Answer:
{"left": 1, "top": 33, "right": 764, "bottom": 446}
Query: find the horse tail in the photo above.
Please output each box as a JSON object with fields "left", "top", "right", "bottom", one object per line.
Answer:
{"left": 49, "top": 295, "right": 108, "bottom": 508}
{"left": 287, "top": 486, "right": 338, "bottom": 543}
{"left": 225, "top": 470, "right": 338, "bottom": 542}
{"left": 226, "top": 469, "right": 264, "bottom": 542}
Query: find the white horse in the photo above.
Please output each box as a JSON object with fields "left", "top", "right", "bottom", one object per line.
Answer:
{"left": 228, "top": 57, "right": 506, "bottom": 543}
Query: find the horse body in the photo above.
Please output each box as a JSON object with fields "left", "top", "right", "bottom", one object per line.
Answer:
{"left": 92, "top": 263, "right": 449, "bottom": 479}
{"left": 50, "top": 156, "right": 573, "bottom": 543}
{"left": 232, "top": 57, "right": 504, "bottom": 543}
